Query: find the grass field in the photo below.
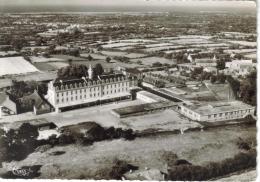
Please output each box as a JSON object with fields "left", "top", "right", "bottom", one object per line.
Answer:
{"left": 0, "top": 125, "right": 255, "bottom": 179}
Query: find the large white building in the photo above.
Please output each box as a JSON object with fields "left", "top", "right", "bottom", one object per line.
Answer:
{"left": 223, "top": 59, "right": 256, "bottom": 77}
{"left": 45, "top": 71, "right": 137, "bottom": 112}
{"left": 179, "top": 100, "right": 255, "bottom": 122}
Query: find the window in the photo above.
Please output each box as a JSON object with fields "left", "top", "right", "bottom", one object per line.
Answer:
{"left": 57, "top": 99, "right": 59, "bottom": 103}
{"left": 71, "top": 97, "right": 73, "bottom": 101}
{"left": 214, "top": 114, "right": 217, "bottom": 118}
{"left": 208, "top": 115, "right": 211, "bottom": 119}
{"left": 219, "top": 113, "right": 222, "bottom": 117}
{"left": 225, "top": 113, "right": 228, "bottom": 116}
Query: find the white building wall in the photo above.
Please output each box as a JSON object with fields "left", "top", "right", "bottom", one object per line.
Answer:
{"left": 46, "top": 78, "right": 133, "bottom": 110}
{"left": 180, "top": 105, "right": 255, "bottom": 122}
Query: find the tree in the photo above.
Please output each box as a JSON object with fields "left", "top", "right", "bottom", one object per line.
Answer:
{"left": 240, "top": 71, "right": 256, "bottom": 106}
{"left": 94, "top": 63, "right": 104, "bottom": 77}
{"left": 226, "top": 75, "right": 240, "bottom": 98}
{"left": 19, "top": 123, "right": 39, "bottom": 141}
{"left": 216, "top": 74, "right": 226, "bottom": 84}
{"left": 57, "top": 64, "right": 88, "bottom": 79}
{"left": 0, "top": 133, "right": 8, "bottom": 166}
{"left": 152, "top": 62, "right": 163, "bottom": 67}
{"left": 106, "top": 56, "right": 111, "bottom": 63}
{"left": 87, "top": 55, "right": 93, "bottom": 61}
{"left": 210, "top": 75, "right": 217, "bottom": 83}
{"left": 216, "top": 60, "right": 226, "bottom": 70}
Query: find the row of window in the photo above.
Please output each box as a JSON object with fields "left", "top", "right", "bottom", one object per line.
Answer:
{"left": 208, "top": 109, "right": 253, "bottom": 119}
{"left": 183, "top": 108, "right": 253, "bottom": 120}
{"left": 56, "top": 87, "right": 128, "bottom": 97}
{"left": 56, "top": 88, "right": 129, "bottom": 104}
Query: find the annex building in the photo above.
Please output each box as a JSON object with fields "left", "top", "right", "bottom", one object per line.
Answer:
{"left": 45, "top": 68, "right": 137, "bottom": 112}
{"left": 179, "top": 100, "right": 255, "bottom": 122}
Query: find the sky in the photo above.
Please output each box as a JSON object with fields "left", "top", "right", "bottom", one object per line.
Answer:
{"left": 0, "top": 0, "right": 256, "bottom": 7}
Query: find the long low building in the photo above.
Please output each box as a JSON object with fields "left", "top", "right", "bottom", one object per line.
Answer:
{"left": 111, "top": 101, "right": 177, "bottom": 118}
{"left": 136, "top": 91, "right": 168, "bottom": 103}
{"left": 178, "top": 100, "right": 255, "bottom": 122}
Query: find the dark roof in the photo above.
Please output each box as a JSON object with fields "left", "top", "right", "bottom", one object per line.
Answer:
{"left": 19, "top": 90, "right": 51, "bottom": 110}
{"left": 58, "top": 121, "right": 102, "bottom": 134}
{"left": 53, "top": 73, "right": 129, "bottom": 88}
{"left": 125, "top": 68, "right": 142, "bottom": 74}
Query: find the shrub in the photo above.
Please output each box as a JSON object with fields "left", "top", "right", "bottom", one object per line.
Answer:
{"left": 167, "top": 150, "right": 256, "bottom": 181}
{"left": 35, "top": 144, "right": 53, "bottom": 153}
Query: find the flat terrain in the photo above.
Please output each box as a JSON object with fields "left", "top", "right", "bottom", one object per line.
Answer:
{"left": 0, "top": 57, "right": 39, "bottom": 76}
{"left": 1, "top": 125, "right": 255, "bottom": 179}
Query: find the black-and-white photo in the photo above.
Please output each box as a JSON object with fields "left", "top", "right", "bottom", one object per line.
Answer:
{"left": 0, "top": 0, "right": 257, "bottom": 181}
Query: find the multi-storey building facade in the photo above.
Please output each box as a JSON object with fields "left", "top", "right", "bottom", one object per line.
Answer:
{"left": 45, "top": 73, "right": 137, "bottom": 112}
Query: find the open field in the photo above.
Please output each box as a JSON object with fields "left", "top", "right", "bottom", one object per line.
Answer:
{"left": 0, "top": 57, "right": 39, "bottom": 76}
{"left": 0, "top": 124, "right": 255, "bottom": 179}
{"left": 143, "top": 45, "right": 185, "bottom": 52}
{"left": 131, "top": 56, "right": 175, "bottom": 65}
{"left": 80, "top": 53, "right": 107, "bottom": 60}
{"left": 30, "top": 56, "right": 65, "bottom": 63}
{"left": 244, "top": 53, "right": 257, "bottom": 59}
{"left": 225, "top": 40, "right": 257, "bottom": 47}
{"left": 102, "top": 42, "right": 143, "bottom": 49}
{"left": 100, "top": 51, "right": 127, "bottom": 57}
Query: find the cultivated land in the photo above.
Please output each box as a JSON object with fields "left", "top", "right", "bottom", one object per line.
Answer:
{"left": 0, "top": 57, "right": 39, "bottom": 76}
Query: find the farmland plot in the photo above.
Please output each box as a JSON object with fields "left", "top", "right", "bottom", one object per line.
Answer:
{"left": 131, "top": 56, "right": 175, "bottom": 66}
{"left": 225, "top": 40, "right": 257, "bottom": 47}
{"left": 101, "top": 50, "right": 127, "bottom": 57}
{"left": 0, "top": 57, "right": 39, "bottom": 76}
{"left": 143, "top": 45, "right": 185, "bottom": 52}
{"left": 102, "top": 42, "right": 143, "bottom": 49}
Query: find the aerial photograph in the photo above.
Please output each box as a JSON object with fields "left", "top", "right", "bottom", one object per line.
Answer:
{"left": 0, "top": 0, "right": 257, "bottom": 181}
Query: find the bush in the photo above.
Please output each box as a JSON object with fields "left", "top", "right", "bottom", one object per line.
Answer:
{"left": 104, "top": 127, "right": 136, "bottom": 140}
{"left": 167, "top": 150, "right": 256, "bottom": 181}
{"left": 35, "top": 144, "right": 53, "bottom": 153}
{"left": 94, "top": 159, "right": 138, "bottom": 180}
{"left": 49, "top": 151, "right": 66, "bottom": 156}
